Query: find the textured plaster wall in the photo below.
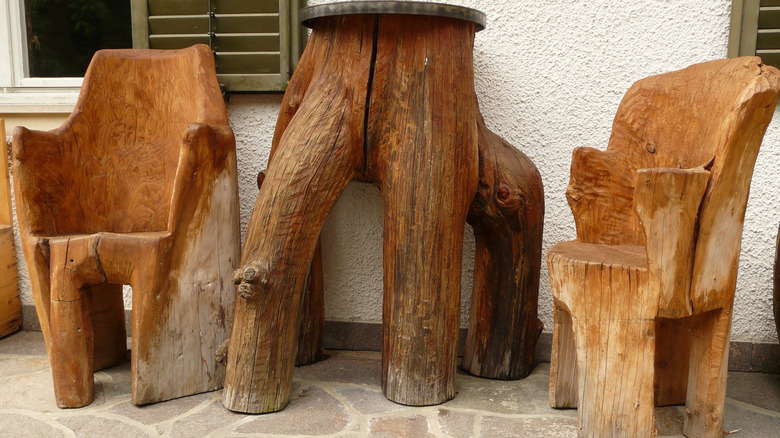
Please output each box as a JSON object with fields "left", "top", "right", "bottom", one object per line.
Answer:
{"left": 8, "top": 0, "right": 780, "bottom": 343}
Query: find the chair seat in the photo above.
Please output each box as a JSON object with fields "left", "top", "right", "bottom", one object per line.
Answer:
{"left": 547, "top": 240, "right": 646, "bottom": 270}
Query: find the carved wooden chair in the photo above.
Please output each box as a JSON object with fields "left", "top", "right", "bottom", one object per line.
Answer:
{"left": 547, "top": 57, "right": 780, "bottom": 437}
{"left": 12, "top": 45, "right": 240, "bottom": 408}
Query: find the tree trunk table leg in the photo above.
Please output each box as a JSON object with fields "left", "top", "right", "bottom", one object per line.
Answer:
{"left": 462, "top": 115, "right": 544, "bottom": 380}
{"left": 365, "top": 15, "right": 479, "bottom": 406}
{"left": 222, "top": 15, "right": 371, "bottom": 414}
{"left": 683, "top": 308, "right": 730, "bottom": 438}
{"left": 256, "top": 171, "right": 325, "bottom": 367}
{"left": 296, "top": 243, "right": 325, "bottom": 366}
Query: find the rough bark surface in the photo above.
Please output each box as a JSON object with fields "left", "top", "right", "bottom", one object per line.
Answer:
{"left": 547, "top": 57, "right": 780, "bottom": 438}
{"left": 12, "top": 45, "right": 240, "bottom": 408}
{"left": 225, "top": 12, "right": 542, "bottom": 413}
{"left": 461, "top": 115, "right": 544, "bottom": 380}
{"left": 223, "top": 16, "right": 371, "bottom": 413}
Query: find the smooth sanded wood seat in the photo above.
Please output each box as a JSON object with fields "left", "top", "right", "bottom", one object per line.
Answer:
{"left": 547, "top": 57, "right": 780, "bottom": 437}
{"left": 12, "top": 45, "right": 240, "bottom": 408}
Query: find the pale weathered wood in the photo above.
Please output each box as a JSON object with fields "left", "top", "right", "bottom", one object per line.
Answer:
{"left": 0, "top": 120, "right": 21, "bottom": 338}
{"left": 548, "top": 57, "right": 780, "bottom": 438}
{"left": 12, "top": 45, "right": 240, "bottom": 408}
{"left": 548, "top": 301, "right": 578, "bottom": 408}
{"left": 549, "top": 242, "right": 654, "bottom": 437}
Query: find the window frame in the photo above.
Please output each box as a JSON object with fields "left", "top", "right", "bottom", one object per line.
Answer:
{"left": 1, "top": 0, "right": 306, "bottom": 113}
{"left": 0, "top": 0, "right": 85, "bottom": 113}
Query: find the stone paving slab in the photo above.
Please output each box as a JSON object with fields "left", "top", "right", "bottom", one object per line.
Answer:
{"left": 0, "top": 331, "right": 778, "bottom": 437}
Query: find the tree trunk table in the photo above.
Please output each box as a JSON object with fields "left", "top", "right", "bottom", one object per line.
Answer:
{"left": 223, "top": 1, "right": 544, "bottom": 414}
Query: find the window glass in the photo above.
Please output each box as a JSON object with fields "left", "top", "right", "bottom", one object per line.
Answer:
{"left": 24, "top": 0, "right": 132, "bottom": 77}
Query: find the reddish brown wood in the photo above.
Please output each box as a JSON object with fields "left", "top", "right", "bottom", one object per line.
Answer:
{"left": 12, "top": 45, "right": 240, "bottom": 407}
{"left": 223, "top": 16, "right": 371, "bottom": 413}
{"left": 547, "top": 57, "right": 780, "bottom": 438}
{"left": 296, "top": 243, "right": 325, "bottom": 366}
{"left": 255, "top": 170, "right": 325, "bottom": 367}
{"left": 225, "top": 4, "right": 545, "bottom": 412}
{"left": 461, "top": 115, "right": 544, "bottom": 380}
{"left": 367, "top": 14, "right": 479, "bottom": 405}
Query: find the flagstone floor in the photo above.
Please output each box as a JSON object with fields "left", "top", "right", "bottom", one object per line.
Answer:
{"left": 0, "top": 331, "right": 778, "bottom": 437}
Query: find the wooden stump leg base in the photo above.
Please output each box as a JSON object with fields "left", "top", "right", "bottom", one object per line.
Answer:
{"left": 574, "top": 316, "right": 656, "bottom": 438}
{"left": 683, "top": 309, "right": 730, "bottom": 438}
{"left": 49, "top": 298, "right": 94, "bottom": 408}
{"left": 461, "top": 116, "right": 544, "bottom": 380}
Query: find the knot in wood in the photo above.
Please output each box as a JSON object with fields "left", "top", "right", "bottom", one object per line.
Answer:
{"left": 232, "top": 268, "right": 243, "bottom": 284}
{"left": 243, "top": 267, "right": 257, "bottom": 282}
{"left": 237, "top": 283, "right": 258, "bottom": 300}
{"left": 645, "top": 142, "right": 657, "bottom": 154}
{"left": 495, "top": 185, "right": 526, "bottom": 211}
{"left": 496, "top": 186, "right": 512, "bottom": 202}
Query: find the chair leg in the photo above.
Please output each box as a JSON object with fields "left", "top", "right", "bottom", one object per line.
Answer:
{"left": 549, "top": 300, "right": 578, "bottom": 408}
{"left": 49, "top": 283, "right": 94, "bottom": 408}
{"left": 86, "top": 284, "right": 127, "bottom": 371}
{"left": 573, "top": 315, "right": 656, "bottom": 438}
{"left": 684, "top": 308, "right": 730, "bottom": 438}
{"left": 47, "top": 237, "right": 107, "bottom": 408}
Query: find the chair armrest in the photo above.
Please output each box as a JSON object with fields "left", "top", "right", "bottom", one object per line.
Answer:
{"left": 12, "top": 126, "right": 72, "bottom": 235}
{"left": 633, "top": 167, "right": 710, "bottom": 317}
{"left": 167, "top": 122, "right": 236, "bottom": 233}
{"left": 567, "top": 146, "right": 640, "bottom": 245}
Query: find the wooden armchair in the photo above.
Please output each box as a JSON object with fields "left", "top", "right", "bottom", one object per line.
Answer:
{"left": 12, "top": 45, "right": 240, "bottom": 408}
{"left": 547, "top": 57, "right": 780, "bottom": 437}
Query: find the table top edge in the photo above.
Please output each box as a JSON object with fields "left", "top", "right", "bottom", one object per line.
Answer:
{"left": 299, "top": 1, "right": 486, "bottom": 32}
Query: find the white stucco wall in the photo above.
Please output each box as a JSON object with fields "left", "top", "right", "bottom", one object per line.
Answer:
{"left": 8, "top": 0, "right": 780, "bottom": 344}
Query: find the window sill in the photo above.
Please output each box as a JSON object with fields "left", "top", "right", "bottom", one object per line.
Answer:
{"left": 0, "top": 87, "right": 79, "bottom": 113}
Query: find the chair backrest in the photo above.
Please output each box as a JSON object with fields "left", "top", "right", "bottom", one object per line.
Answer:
{"left": 570, "top": 57, "right": 780, "bottom": 250}
{"left": 54, "top": 44, "right": 226, "bottom": 235}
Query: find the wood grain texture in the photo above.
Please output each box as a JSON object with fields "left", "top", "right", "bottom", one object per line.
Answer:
{"left": 12, "top": 45, "right": 240, "bottom": 407}
{"left": 368, "top": 14, "right": 479, "bottom": 405}
{"left": 461, "top": 115, "right": 544, "bottom": 380}
{"left": 223, "top": 16, "right": 372, "bottom": 413}
{"left": 225, "top": 11, "right": 544, "bottom": 412}
{"left": 0, "top": 120, "right": 21, "bottom": 338}
{"left": 547, "top": 57, "right": 780, "bottom": 438}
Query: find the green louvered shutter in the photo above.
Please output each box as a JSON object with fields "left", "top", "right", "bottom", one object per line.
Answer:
{"left": 757, "top": 0, "right": 780, "bottom": 67}
{"left": 131, "top": 0, "right": 306, "bottom": 91}
{"left": 729, "top": 0, "right": 780, "bottom": 68}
